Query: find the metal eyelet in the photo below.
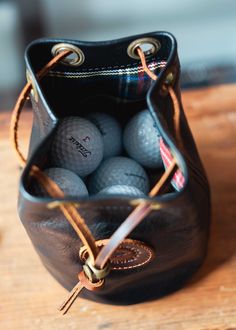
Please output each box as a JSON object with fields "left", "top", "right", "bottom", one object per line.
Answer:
{"left": 127, "top": 37, "right": 161, "bottom": 60}
{"left": 160, "top": 69, "right": 177, "bottom": 96}
{"left": 51, "top": 43, "right": 85, "bottom": 67}
{"left": 165, "top": 72, "right": 175, "bottom": 85}
{"left": 82, "top": 256, "right": 111, "bottom": 282}
{"left": 26, "top": 70, "right": 38, "bottom": 103}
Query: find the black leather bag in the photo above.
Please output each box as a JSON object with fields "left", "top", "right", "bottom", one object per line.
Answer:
{"left": 13, "top": 31, "right": 210, "bottom": 311}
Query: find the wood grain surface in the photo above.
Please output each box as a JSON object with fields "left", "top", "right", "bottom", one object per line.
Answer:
{"left": 1, "top": 84, "right": 236, "bottom": 330}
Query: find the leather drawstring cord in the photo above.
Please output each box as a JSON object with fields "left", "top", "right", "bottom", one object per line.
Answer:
{"left": 10, "top": 46, "right": 180, "bottom": 314}
{"left": 30, "top": 165, "right": 99, "bottom": 263}
{"left": 10, "top": 51, "right": 99, "bottom": 265}
{"left": 10, "top": 50, "right": 73, "bottom": 167}
{"left": 137, "top": 47, "right": 182, "bottom": 148}
{"left": 94, "top": 48, "right": 180, "bottom": 270}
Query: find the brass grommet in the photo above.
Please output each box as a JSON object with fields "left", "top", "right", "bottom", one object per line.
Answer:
{"left": 160, "top": 70, "right": 177, "bottom": 96}
{"left": 51, "top": 43, "right": 85, "bottom": 66}
{"left": 165, "top": 72, "right": 174, "bottom": 85}
{"left": 26, "top": 70, "right": 38, "bottom": 103}
{"left": 127, "top": 37, "right": 161, "bottom": 60}
{"left": 83, "top": 256, "right": 111, "bottom": 282}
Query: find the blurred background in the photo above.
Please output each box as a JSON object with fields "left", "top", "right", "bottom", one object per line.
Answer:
{"left": 1, "top": 0, "right": 236, "bottom": 109}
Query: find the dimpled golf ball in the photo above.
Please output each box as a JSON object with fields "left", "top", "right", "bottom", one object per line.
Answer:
{"left": 88, "top": 156, "right": 150, "bottom": 194}
{"left": 123, "top": 110, "right": 163, "bottom": 168}
{"left": 51, "top": 116, "right": 104, "bottom": 177}
{"left": 85, "top": 112, "right": 122, "bottom": 158}
{"left": 98, "top": 185, "right": 145, "bottom": 197}
{"left": 34, "top": 167, "right": 88, "bottom": 197}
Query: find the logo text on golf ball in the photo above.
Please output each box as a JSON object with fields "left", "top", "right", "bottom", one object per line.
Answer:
{"left": 82, "top": 136, "right": 91, "bottom": 143}
{"left": 68, "top": 136, "right": 92, "bottom": 158}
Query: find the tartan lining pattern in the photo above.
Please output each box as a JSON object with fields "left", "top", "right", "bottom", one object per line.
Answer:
{"left": 160, "top": 138, "right": 185, "bottom": 191}
{"left": 48, "top": 61, "right": 166, "bottom": 79}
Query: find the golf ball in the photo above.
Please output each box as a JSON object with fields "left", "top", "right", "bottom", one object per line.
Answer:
{"left": 85, "top": 112, "right": 122, "bottom": 158}
{"left": 88, "top": 156, "right": 150, "bottom": 194}
{"left": 33, "top": 167, "right": 89, "bottom": 197}
{"left": 98, "top": 185, "right": 145, "bottom": 197}
{"left": 123, "top": 110, "right": 163, "bottom": 168}
{"left": 51, "top": 116, "right": 104, "bottom": 177}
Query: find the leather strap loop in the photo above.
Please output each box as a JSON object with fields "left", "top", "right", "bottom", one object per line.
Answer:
{"left": 78, "top": 271, "right": 104, "bottom": 291}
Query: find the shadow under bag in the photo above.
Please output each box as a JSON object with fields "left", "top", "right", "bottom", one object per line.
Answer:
{"left": 11, "top": 31, "right": 211, "bottom": 313}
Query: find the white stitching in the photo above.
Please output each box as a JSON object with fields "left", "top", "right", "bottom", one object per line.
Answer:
{"left": 54, "top": 57, "right": 163, "bottom": 72}
{"left": 48, "top": 61, "right": 166, "bottom": 79}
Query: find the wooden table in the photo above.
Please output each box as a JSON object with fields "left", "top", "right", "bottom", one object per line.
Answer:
{"left": 1, "top": 84, "right": 236, "bottom": 330}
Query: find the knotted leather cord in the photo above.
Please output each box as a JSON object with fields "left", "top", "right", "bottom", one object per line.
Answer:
{"left": 10, "top": 45, "right": 181, "bottom": 314}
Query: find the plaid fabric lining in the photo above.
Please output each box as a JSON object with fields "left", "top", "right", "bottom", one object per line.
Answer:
{"left": 48, "top": 61, "right": 166, "bottom": 100}
{"left": 48, "top": 61, "right": 166, "bottom": 79}
{"left": 160, "top": 138, "right": 185, "bottom": 191}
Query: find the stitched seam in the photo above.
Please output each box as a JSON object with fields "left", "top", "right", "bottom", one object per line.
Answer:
{"left": 80, "top": 239, "right": 154, "bottom": 270}
{"left": 112, "top": 247, "right": 140, "bottom": 264}
{"left": 108, "top": 241, "right": 154, "bottom": 270}
{"left": 48, "top": 61, "right": 166, "bottom": 78}
{"left": 112, "top": 249, "right": 153, "bottom": 270}
{"left": 50, "top": 58, "right": 164, "bottom": 73}
{"left": 52, "top": 61, "right": 164, "bottom": 74}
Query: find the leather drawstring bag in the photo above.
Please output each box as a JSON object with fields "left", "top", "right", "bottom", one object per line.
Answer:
{"left": 10, "top": 32, "right": 211, "bottom": 314}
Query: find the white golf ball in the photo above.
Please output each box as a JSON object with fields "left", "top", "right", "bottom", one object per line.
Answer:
{"left": 33, "top": 167, "right": 89, "bottom": 197}
{"left": 51, "top": 116, "right": 104, "bottom": 177}
{"left": 98, "top": 185, "right": 145, "bottom": 197}
{"left": 85, "top": 112, "right": 122, "bottom": 158}
{"left": 88, "top": 156, "right": 150, "bottom": 194}
{"left": 123, "top": 110, "right": 163, "bottom": 168}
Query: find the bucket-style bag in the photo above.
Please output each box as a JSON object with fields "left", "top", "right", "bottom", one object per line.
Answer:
{"left": 11, "top": 32, "right": 210, "bottom": 314}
